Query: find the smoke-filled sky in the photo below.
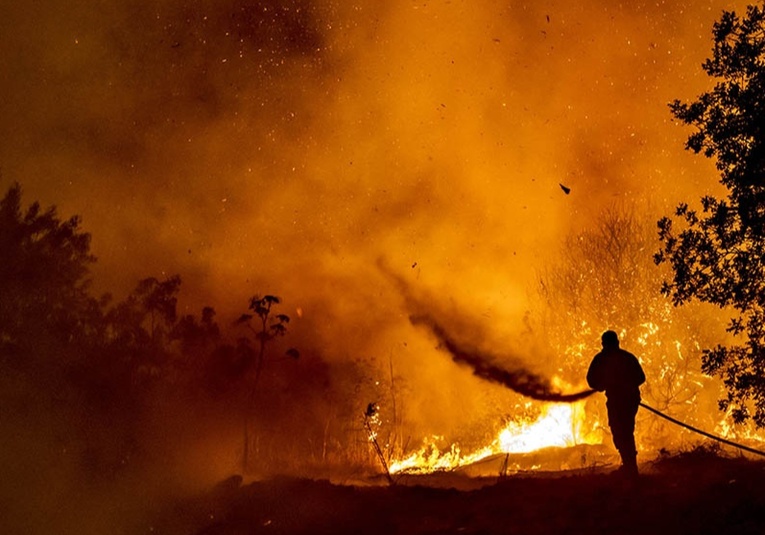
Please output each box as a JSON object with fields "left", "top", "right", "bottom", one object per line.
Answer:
{"left": 0, "top": 1, "right": 747, "bottom": 389}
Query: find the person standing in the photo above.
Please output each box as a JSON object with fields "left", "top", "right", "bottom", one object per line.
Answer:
{"left": 587, "top": 330, "right": 646, "bottom": 477}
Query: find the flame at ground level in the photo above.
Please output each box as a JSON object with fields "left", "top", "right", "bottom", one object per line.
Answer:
{"left": 389, "top": 401, "right": 601, "bottom": 474}
{"left": 499, "top": 404, "right": 597, "bottom": 453}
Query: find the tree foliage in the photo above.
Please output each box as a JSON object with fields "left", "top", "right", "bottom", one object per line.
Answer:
{"left": 0, "top": 182, "right": 379, "bottom": 479}
{"left": 656, "top": 4, "right": 765, "bottom": 426}
{"left": 0, "top": 183, "right": 99, "bottom": 368}
{"left": 0, "top": 183, "right": 312, "bottom": 476}
{"left": 237, "top": 294, "right": 297, "bottom": 388}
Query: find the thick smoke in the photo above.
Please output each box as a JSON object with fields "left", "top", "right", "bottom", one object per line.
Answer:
{"left": 0, "top": 0, "right": 735, "bottom": 312}
{"left": 410, "top": 313, "right": 595, "bottom": 402}
{"left": 0, "top": 1, "right": 751, "bottom": 531}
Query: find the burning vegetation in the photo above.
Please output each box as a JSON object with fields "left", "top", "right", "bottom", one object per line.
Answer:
{"left": 7, "top": 177, "right": 763, "bottom": 499}
{"left": 3, "top": 1, "right": 765, "bottom": 534}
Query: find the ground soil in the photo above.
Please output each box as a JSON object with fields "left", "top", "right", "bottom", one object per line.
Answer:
{"left": 152, "top": 449, "right": 765, "bottom": 535}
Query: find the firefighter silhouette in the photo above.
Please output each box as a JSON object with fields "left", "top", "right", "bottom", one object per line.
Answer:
{"left": 587, "top": 330, "right": 646, "bottom": 477}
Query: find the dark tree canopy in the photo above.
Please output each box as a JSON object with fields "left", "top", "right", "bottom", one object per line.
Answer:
{"left": 0, "top": 182, "right": 311, "bottom": 476}
{"left": 656, "top": 4, "right": 765, "bottom": 426}
{"left": 0, "top": 182, "right": 97, "bottom": 362}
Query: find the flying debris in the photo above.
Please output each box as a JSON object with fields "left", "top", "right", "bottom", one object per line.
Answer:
{"left": 559, "top": 183, "right": 571, "bottom": 195}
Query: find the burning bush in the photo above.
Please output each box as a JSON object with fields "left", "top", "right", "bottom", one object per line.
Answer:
{"left": 531, "top": 205, "right": 733, "bottom": 453}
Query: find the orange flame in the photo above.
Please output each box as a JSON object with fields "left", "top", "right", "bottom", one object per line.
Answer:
{"left": 390, "top": 400, "right": 599, "bottom": 474}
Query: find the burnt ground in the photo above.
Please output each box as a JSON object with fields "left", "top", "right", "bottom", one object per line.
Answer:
{"left": 150, "top": 450, "right": 765, "bottom": 535}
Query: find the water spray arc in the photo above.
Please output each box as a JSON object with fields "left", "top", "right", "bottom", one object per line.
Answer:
{"left": 410, "top": 314, "right": 595, "bottom": 403}
{"left": 379, "top": 259, "right": 594, "bottom": 403}
{"left": 381, "top": 262, "right": 765, "bottom": 471}
{"left": 420, "top": 312, "right": 765, "bottom": 458}
{"left": 418, "top": 313, "right": 765, "bottom": 458}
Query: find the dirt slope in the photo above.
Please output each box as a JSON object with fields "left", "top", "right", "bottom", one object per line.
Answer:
{"left": 154, "top": 451, "right": 765, "bottom": 535}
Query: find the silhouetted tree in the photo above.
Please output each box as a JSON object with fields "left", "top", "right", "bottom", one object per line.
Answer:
{"left": 235, "top": 294, "right": 298, "bottom": 472}
{"left": 0, "top": 183, "right": 145, "bottom": 477}
{"left": 170, "top": 306, "right": 222, "bottom": 379}
{"left": 0, "top": 182, "right": 322, "bottom": 478}
{"left": 656, "top": 4, "right": 765, "bottom": 426}
{"left": 236, "top": 294, "right": 295, "bottom": 388}
{"left": 172, "top": 306, "right": 220, "bottom": 353}
{"left": 105, "top": 275, "right": 182, "bottom": 380}
{"left": 0, "top": 183, "right": 98, "bottom": 368}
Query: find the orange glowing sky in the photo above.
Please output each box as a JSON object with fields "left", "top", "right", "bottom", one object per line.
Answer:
{"left": 0, "top": 1, "right": 750, "bottom": 428}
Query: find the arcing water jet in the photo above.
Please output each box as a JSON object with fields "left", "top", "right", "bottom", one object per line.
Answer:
{"left": 410, "top": 313, "right": 595, "bottom": 402}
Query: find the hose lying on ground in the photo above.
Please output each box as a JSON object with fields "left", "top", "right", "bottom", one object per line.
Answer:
{"left": 391, "top": 271, "right": 765, "bottom": 457}
{"left": 639, "top": 402, "right": 765, "bottom": 458}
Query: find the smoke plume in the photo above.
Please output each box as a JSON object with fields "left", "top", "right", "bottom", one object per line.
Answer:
{"left": 410, "top": 313, "right": 595, "bottom": 403}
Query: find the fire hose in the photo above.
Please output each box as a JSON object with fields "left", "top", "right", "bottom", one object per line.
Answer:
{"left": 639, "top": 401, "right": 765, "bottom": 457}
{"left": 395, "top": 300, "right": 765, "bottom": 458}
